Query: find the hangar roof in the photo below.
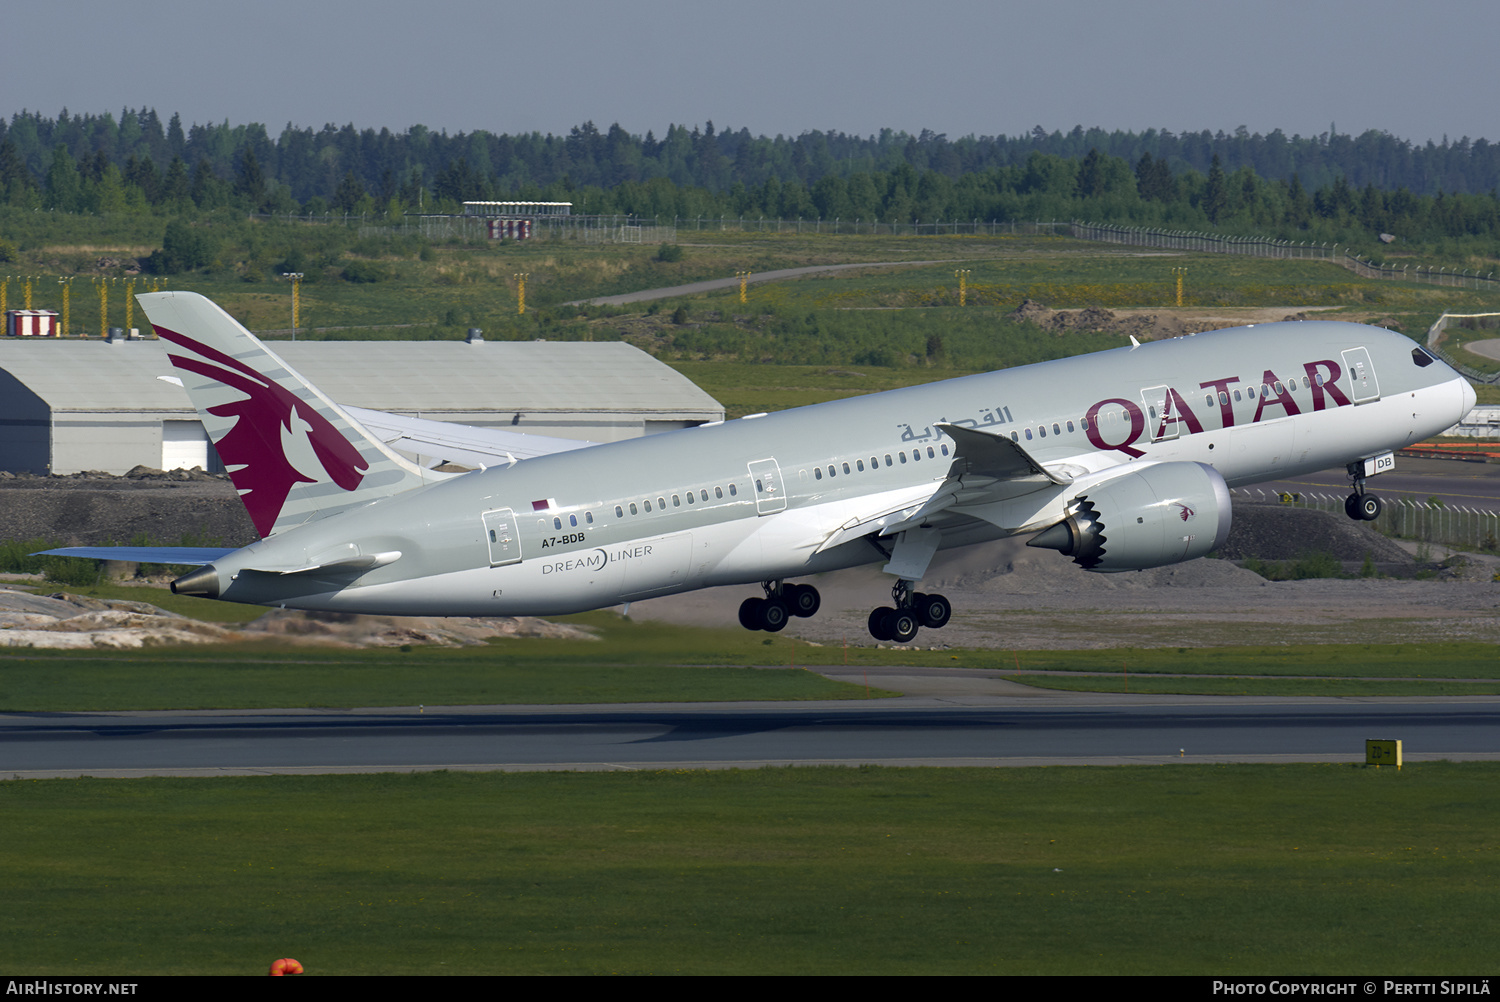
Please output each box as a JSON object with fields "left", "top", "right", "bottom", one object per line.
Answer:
{"left": 0, "top": 338, "right": 722, "bottom": 418}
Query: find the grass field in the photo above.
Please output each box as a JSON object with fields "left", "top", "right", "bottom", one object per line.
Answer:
{"left": 2, "top": 764, "right": 1495, "bottom": 975}
{"left": 3, "top": 598, "right": 1498, "bottom": 710}
{"left": 53, "top": 228, "right": 1498, "bottom": 343}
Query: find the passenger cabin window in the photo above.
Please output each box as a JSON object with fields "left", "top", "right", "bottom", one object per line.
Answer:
{"left": 629, "top": 503, "right": 638, "bottom": 515}
{"left": 673, "top": 494, "right": 680, "bottom": 506}
{"left": 715, "top": 487, "right": 723, "bottom": 498}
{"left": 729, "top": 484, "right": 737, "bottom": 496}
{"left": 814, "top": 468, "right": 823, "bottom": 480}
{"left": 553, "top": 517, "right": 562, "bottom": 530}
{"left": 616, "top": 505, "right": 624, "bottom": 518}
{"left": 843, "top": 462, "right": 851, "bottom": 474}
{"left": 644, "top": 500, "right": 652, "bottom": 512}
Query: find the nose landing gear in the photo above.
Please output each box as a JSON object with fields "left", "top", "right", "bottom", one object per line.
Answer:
{"left": 1344, "top": 461, "right": 1384, "bottom": 522}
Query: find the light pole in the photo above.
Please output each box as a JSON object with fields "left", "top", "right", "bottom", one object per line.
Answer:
{"left": 282, "top": 272, "right": 303, "bottom": 339}
{"left": 96, "top": 277, "right": 112, "bottom": 338}
{"left": 954, "top": 269, "right": 970, "bottom": 307}
{"left": 1171, "top": 267, "right": 1188, "bottom": 307}
{"left": 514, "top": 272, "right": 530, "bottom": 314}
{"left": 58, "top": 277, "right": 72, "bottom": 337}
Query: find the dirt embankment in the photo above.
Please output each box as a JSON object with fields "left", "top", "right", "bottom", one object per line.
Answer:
{"left": 1007, "top": 300, "right": 1407, "bottom": 341}
{"left": 0, "top": 469, "right": 255, "bottom": 546}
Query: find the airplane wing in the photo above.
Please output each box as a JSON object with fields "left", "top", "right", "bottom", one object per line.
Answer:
{"left": 34, "top": 547, "right": 237, "bottom": 566}
{"left": 814, "top": 426, "right": 1084, "bottom": 553}
{"left": 338, "top": 405, "right": 597, "bottom": 467}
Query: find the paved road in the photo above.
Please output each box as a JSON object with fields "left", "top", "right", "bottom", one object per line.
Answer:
{"left": 1463, "top": 338, "right": 1500, "bottom": 361}
{"left": 5, "top": 669, "right": 1497, "bottom": 778}
{"left": 566, "top": 260, "right": 945, "bottom": 306}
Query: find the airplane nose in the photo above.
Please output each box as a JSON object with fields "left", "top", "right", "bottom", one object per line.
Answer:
{"left": 1458, "top": 377, "right": 1477, "bottom": 423}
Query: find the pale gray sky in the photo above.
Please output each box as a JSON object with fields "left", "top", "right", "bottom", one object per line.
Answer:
{"left": 6, "top": 0, "right": 1495, "bottom": 145}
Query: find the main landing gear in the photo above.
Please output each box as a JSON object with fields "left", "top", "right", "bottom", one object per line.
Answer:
{"left": 739, "top": 580, "right": 821, "bottom": 633}
{"left": 1344, "top": 461, "right": 1383, "bottom": 522}
{"left": 866, "top": 579, "right": 951, "bottom": 645}
{"left": 736, "top": 577, "right": 953, "bottom": 646}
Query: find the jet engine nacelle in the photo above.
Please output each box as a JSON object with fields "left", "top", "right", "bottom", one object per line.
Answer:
{"left": 1027, "top": 461, "right": 1232, "bottom": 572}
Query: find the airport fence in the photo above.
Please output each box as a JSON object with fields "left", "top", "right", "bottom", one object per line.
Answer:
{"left": 261, "top": 210, "right": 1500, "bottom": 294}
{"left": 1070, "top": 220, "right": 1500, "bottom": 293}
{"left": 1239, "top": 488, "right": 1500, "bottom": 554}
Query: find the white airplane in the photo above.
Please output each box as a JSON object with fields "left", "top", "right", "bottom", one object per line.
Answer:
{"left": 45, "top": 292, "right": 1476, "bottom": 643}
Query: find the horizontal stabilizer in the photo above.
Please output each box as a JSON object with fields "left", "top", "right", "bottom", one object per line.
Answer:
{"left": 341, "top": 405, "right": 595, "bottom": 467}
{"left": 35, "top": 547, "right": 237, "bottom": 566}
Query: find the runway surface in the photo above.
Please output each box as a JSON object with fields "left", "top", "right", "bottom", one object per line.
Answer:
{"left": 1258, "top": 456, "right": 1500, "bottom": 507}
{"left": 567, "top": 260, "right": 943, "bottom": 305}
{"left": 5, "top": 669, "right": 1498, "bottom": 778}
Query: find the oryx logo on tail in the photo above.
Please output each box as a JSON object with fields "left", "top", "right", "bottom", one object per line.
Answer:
{"left": 155, "top": 324, "right": 369, "bottom": 536}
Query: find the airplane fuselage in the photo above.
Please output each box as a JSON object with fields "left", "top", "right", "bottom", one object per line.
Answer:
{"left": 202, "top": 321, "right": 1474, "bottom": 616}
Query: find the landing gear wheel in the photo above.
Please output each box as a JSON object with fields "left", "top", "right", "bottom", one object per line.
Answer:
{"left": 739, "top": 597, "right": 765, "bottom": 631}
{"left": 1358, "top": 494, "right": 1383, "bottom": 521}
{"left": 759, "top": 599, "right": 790, "bottom": 632}
{"left": 887, "top": 609, "right": 920, "bottom": 644}
{"left": 786, "top": 584, "right": 821, "bottom": 618}
{"left": 1345, "top": 494, "right": 1362, "bottom": 521}
{"left": 868, "top": 607, "right": 894, "bottom": 642}
{"left": 914, "top": 592, "right": 952, "bottom": 629}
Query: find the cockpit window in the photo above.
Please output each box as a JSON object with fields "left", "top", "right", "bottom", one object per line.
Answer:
{"left": 1411, "top": 346, "right": 1435, "bottom": 368}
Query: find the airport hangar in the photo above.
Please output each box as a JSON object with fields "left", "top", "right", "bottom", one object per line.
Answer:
{"left": 0, "top": 332, "right": 726, "bottom": 475}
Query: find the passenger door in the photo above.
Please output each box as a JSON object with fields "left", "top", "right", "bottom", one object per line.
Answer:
{"left": 748, "top": 458, "right": 787, "bottom": 515}
{"left": 481, "top": 508, "right": 522, "bottom": 566}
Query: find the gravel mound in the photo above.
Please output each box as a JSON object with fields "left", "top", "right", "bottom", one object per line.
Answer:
{"left": 1218, "top": 502, "right": 1413, "bottom": 563}
{"left": 0, "top": 588, "right": 597, "bottom": 649}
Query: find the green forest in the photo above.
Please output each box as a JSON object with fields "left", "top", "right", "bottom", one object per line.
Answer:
{"left": 3, "top": 110, "right": 1500, "bottom": 260}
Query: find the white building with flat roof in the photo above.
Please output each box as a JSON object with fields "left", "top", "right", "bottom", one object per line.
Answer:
{"left": 0, "top": 336, "right": 724, "bottom": 475}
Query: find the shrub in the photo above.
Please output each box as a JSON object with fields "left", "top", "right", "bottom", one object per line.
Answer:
{"left": 145, "top": 221, "right": 218, "bottom": 274}
{"left": 341, "top": 259, "right": 387, "bottom": 283}
{"left": 656, "top": 242, "right": 683, "bottom": 263}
